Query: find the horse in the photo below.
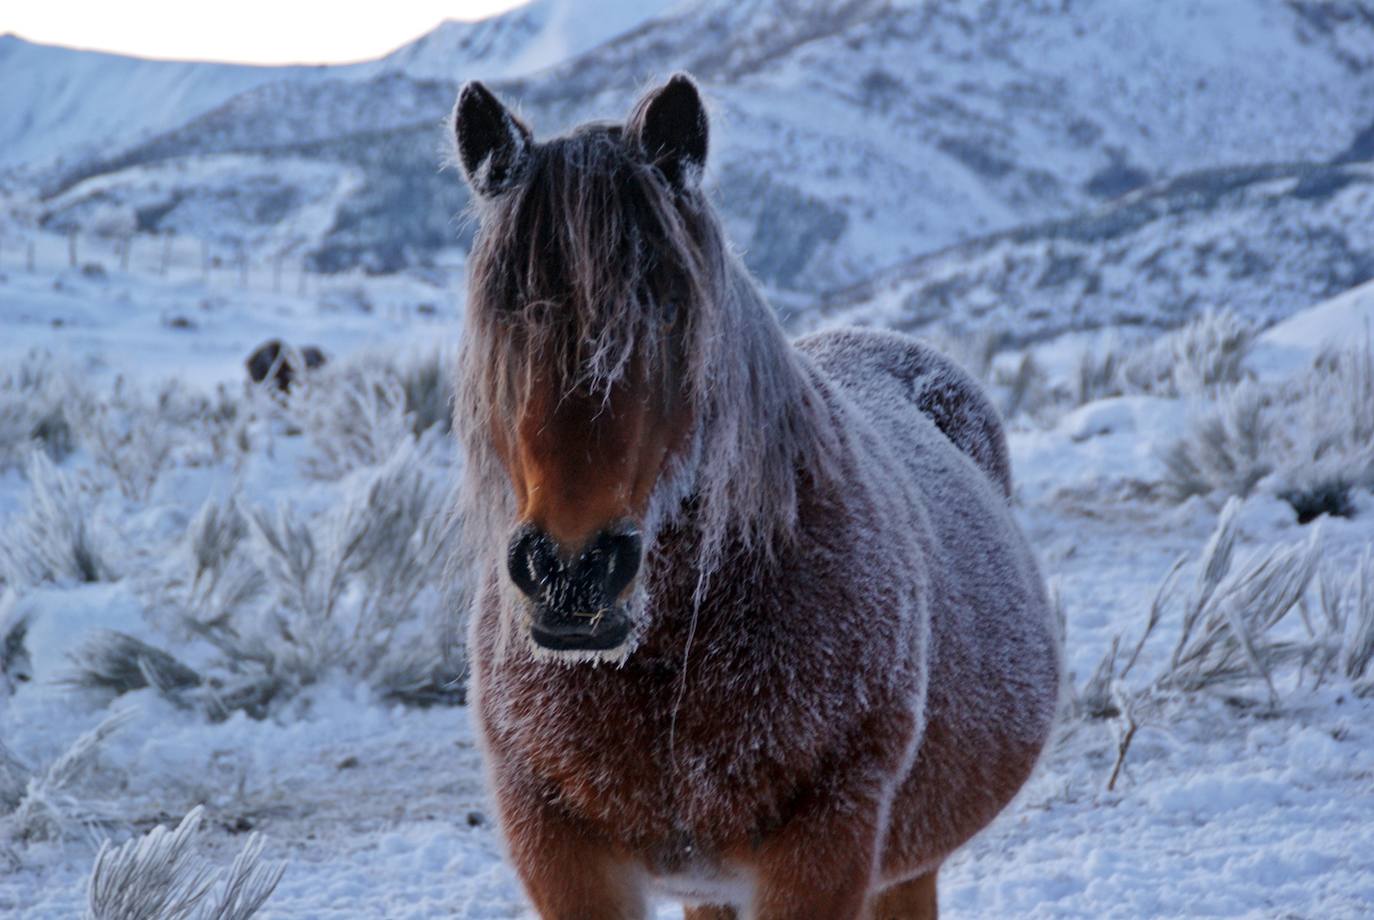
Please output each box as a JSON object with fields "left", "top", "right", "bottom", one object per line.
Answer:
{"left": 451, "top": 73, "right": 1061, "bottom": 919}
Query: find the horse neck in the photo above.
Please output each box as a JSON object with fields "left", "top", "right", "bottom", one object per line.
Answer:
{"left": 660, "top": 262, "right": 843, "bottom": 593}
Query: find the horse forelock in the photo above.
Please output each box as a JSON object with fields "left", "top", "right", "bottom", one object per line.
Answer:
{"left": 455, "top": 122, "right": 840, "bottom": 611}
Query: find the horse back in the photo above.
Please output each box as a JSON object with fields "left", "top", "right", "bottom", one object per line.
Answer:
{"left": 795, "top": 327, "right": 1012, "bottom": 498}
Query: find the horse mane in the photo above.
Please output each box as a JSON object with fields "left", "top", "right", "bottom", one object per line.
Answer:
{"left": 454, "top": 121, "right": 840, "bottom": 584}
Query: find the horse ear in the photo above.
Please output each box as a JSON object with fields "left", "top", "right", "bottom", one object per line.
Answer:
{"left": 629, "top": 73, "right": 709, "bottom": 190}
{"left": 453, "top": 81, "right": 532, "bottom": 198}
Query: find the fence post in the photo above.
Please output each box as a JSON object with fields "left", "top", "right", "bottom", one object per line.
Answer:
{"left": 238, "top": 249, "right": 248, "bottom": 288}
{"left": 298, "top": 259, "right": 308, "bottom": 296}
{"left": 119, "top": 234, "right": 132, "bottom": 272}
{"left": 273, "top": 253, "right": 283, "bottom": 293}
{"left": 160, "top": 234, "right": 173, "bottom": 277}
{"left": 68, "top": 228, "right": 78, "bottom": 267}
{"left": 27, "top": 240, "right": 35, "bottom": 272}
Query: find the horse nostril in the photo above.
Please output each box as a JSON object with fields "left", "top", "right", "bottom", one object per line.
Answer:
{"left": 597, "top": 530, "right": 642, "bottom": 600}
{"left": 507, "top": 527, "right": 555, "bottom": 598}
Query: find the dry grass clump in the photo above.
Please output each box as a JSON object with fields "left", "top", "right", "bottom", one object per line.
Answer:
{"left": 1075, "top": 310, "right": 1256, "bottom": 405}
{"left": 292, "top": 347, "right": 453, "bottom": 480}
{"left": 0, "top": 452, "right": 114, "bottom": 588}
{"left": 1161, "top": 337, "right": 1374, "bottom": 520}
{"left": 88, "top": 438, "right": 466, "bottom": 719}
{"left": 1066, "top": 498, "right": 1374, "bottom": 787}
{"left": 0, "top": 710, "right": 134, "bottom": 845}
{"left": 0, "top": 350, "right": 86, "bottom": 471}
{"left": 1074, "top": 498, "right": 1373, "bottom": 725}
{"left": 85, "top": 805, "right": 285, "bottom": 920}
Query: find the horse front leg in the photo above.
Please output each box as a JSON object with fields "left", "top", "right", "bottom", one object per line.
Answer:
{"left": 746, "top": 804, "right": 879, "bottom": 920}
{"left": 495, "top": 775, "right": 647, "bottom": 920}
{"left": 745, "top": 710, "right": 915, "bottom": 920}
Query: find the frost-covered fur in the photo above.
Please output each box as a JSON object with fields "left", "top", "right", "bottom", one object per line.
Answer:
{"left": 457, "top": 76, "right": 1060, "bottom": 916}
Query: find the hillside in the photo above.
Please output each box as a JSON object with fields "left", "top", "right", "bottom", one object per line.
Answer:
{"left": 814, "top": 160, "right": 1374, "bottom": 342}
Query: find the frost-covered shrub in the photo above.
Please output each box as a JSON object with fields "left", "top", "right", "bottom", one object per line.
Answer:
{"left": 76, "top": 376, "right": 243, "bottom": 500}
{"left": 1075, "top": 498, "right": 1363, "bottom": 725}
{"left": 1, "top": 710, "right": 132, "bottom": 844}
{"left": 1076, "top": 310, "right": 1256, "bottom": 405}
{"left": 1318, "top": 549, "right": 1374, "bottom": 692}
{"left": 0, "top": 350, "right": 87, "bottom": 471}
{"left": 64, "top": 630, "right": 202, "bottom": 698}
{"left": 134, "top": 439, "right": 463, "bottom": 716}
{"left": 1161, "top": 338, "right": 1374, "bottom": 518}
{"left": 292, "top": 348, "right": 452, "bottom": 479}
{"left": 1122, "top": 309, "right": 1256, "bottom": 396}
{"left": 1159, "top": 380, "right": 1273, "bottom": 502}
{"left": 86, "top": 805, "right": 285, "bottom": 920}
{"left": 0, "top": 452, "right": 114, "bottom": 587}
{"left": 1075, "top": 346, "right": 1125, "bottom": 406}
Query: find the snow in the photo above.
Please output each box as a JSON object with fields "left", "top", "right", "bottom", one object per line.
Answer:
{"left": 1, "top": 2, "right": 1373, "bottom": 916}
{"left": 0, "top": 240, "right": 1370, "bottom": 919}
{"left": 1252, "top": 277, "right": 1374, "bottom": 377}
{"left": 0, "top": 35, "right": 324, "bottom": 172}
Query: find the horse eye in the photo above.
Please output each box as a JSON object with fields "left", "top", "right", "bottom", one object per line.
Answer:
{"left": 661, "top": 299, "right": 678, "bottom": 327}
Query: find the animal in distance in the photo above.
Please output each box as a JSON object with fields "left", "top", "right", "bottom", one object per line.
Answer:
{"left": 451, "top": 72, "right": 1061, "bottom": 919}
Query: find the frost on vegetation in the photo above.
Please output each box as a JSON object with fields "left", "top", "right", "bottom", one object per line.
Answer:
{"left": 0, "top": 349, "right": 86, "bottom": 471}
{"left": 1075, "top": 310, "right": 1256, "bottom": 404}
{"left": 292, "top": 348, "right": 454, "bottom": 480}
{"left": 0, "top": 452, "right": 113, "bottom": 588}
{"left": 1073, "top": 498, "right": 1370, "bottom": 726}
{"left": 85, "top": 805, "right": 285, "bottom": 920}
{"left": 76, "top": 376, "right": 243, "bottom": 501}
{"left": 0, "top": 710, "right": 133, "bottom": 846}
{"left": 1318, "top": 549, "right": 1374, "bottom": 693}
{"left": 117, "top": 440, "right": 464, "bottom": 718}
{"left": 1161, "top": 337, "right": 1374, "bottom": 520}
{"left": 1064, "top": 499, "right": 1374, "bottom": 787}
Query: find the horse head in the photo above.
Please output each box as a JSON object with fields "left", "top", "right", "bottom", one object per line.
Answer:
{"left": 454, "top": 76, "right": 713, "bottom": 654}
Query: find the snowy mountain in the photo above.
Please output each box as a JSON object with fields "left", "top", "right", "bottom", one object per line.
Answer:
{"left": 816, "top": 160, "right": 1374, "bottom": 342}
{"left": 6, "top": 0, "right": 1374, "bottom": 321}
{"left": 0, "top": 34, "right": 323, "bottom": 173}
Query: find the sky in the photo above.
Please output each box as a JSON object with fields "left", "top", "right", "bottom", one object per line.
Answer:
{"left": 0, "top": 0, "right": 528, "bottom": 65}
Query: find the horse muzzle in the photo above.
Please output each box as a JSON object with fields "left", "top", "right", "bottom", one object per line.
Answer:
{"left": 507, "top": 523, "right": 641, "bottom": 652}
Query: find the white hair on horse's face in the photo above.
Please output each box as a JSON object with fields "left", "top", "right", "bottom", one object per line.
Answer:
{"left": 453, "top": 112, "right": 840, "bottom": 652}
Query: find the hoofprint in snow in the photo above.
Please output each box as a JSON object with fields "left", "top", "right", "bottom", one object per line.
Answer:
{"left": 1, "top": 264, "right": 1373, "bottom": 918}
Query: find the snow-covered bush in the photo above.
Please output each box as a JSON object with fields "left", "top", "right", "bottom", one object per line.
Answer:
{"left": 1159, "top": 380, "right": 1273, "bottom": 502}
{"left": 122, "top": 439, "right": 463, "bottom": 717}
{"left": 76, "top": 376, "right": 243, "bottom": 500}
{"left": 293, "top": 348, "right": 452, "bottom": 480}
{"left": 1123, "top": 309, "right": 1256, "bottom": 396}
{"left": 0, "top": 350, "right": 85, "bottom": 471}
{"left": 1318, "top": 549, "right": 1374, "bottom": 691}
{"left": 85, "top": 805, "right": 285, "bottom": 920}
{"left": 1074, "top": 498, "right": 1371, "bottom": 723}
{"left": 1076, "top": 310, "right": 1256, "bottom": 405}
{"left": 0, "top": 452, "right": 114, "bottom": 587}
{"left": 1, "top": 710, "right": 132, "bottom": 845}
{"left": 1161, "top": 338, "right": 1374, "bottom": 519}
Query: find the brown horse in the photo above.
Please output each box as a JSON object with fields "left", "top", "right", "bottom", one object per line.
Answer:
{"left": 452, "top": 74, "right": 1061, "bottom": 919}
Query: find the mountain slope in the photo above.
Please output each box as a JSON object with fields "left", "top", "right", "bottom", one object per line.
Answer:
{"left": 814, "top": 160, "right": 1374, "bottom": 342}
{"left": 9, "top": 0, "right": 1374, "bottom": 317}
{"left": 0, "top": 34, "right": 320, "bottom": 172}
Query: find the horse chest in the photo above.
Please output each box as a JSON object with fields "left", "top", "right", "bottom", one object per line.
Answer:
{"left": 481, "top": 617, "right": 870, "bottom": 869}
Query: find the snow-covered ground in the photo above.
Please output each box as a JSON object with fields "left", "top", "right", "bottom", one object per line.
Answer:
{"left": 1, "top": 255, "right": 1372, "bottom": 918}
